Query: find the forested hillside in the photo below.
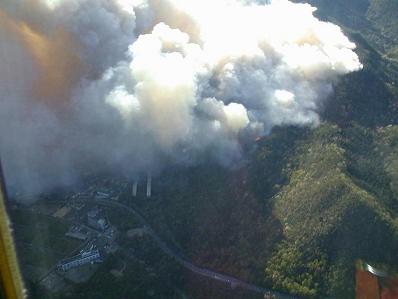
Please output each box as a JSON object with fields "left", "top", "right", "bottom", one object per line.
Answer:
{"left": 261, "top": 124, "right": 398, "bottom": 297}
{"left": 259, "top": 3, "right": 398, "bottom": 295}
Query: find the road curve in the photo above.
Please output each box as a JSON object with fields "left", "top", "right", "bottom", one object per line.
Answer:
{"left": 90, "top": 199, "right": 298, "bottom": 299}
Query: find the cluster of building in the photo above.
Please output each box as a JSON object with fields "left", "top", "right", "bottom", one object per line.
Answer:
{"left": 58, "top": 205, "right": 118, "bottom": 272}
{"left": 56, "top": 174, "right": 154, "bottom": 273}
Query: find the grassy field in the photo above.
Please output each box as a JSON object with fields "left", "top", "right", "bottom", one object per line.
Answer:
{"left": 9, "top": 208, "right": 82, "bottom": 277}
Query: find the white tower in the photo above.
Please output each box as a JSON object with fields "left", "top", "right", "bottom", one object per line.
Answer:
{"left": 132, "top": 180, "right": 138, "bottom": 197}
{"left": 146, "top": 173, "right": 152, "bottom": 198}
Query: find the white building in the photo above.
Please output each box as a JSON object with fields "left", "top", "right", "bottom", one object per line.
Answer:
{"left": 58, "top": 249, "right": 102, "bottom": 272}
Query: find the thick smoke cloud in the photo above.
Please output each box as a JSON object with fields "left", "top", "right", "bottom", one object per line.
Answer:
{"left": 0, "top": 0, "right": 362, "bottom": 196}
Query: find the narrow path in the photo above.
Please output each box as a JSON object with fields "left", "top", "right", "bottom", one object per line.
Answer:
{"left": 91, "top": 199, "right": 297, "bottom": 299}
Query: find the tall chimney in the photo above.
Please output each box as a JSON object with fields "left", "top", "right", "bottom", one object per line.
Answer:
{"left": 132, "top": 180, "right": 138, "bottom": 197}
{"left": 146, "top": 173, "right": 152, "bottom": 198}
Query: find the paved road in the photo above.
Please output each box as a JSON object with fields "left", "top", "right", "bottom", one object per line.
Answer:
{"left": 91, "top": 199, "right": 298, "bottom": 299}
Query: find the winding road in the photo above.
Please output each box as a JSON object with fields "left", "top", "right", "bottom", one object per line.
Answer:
{"left": 90, "top": 199, "right": 298, "bottom": 299}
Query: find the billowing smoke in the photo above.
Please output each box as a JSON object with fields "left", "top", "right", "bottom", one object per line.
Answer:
{"left": 0, "top": 0, "right": 362, "bottom": 195}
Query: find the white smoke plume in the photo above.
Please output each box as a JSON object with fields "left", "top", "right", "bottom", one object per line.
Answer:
{"left": 0, "top": 0, "right": 362, "bottom": 195}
